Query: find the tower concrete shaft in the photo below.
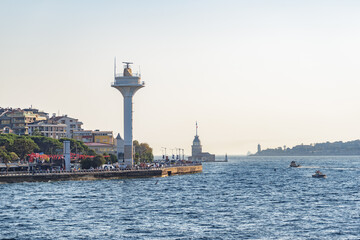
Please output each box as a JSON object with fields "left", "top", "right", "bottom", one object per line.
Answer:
{"left": 111, "top": 62, "right": 144, "bottom": 167}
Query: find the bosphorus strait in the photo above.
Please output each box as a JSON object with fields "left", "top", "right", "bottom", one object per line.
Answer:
{"left": 1, "top": 156, "right": 359, "bottom": 239}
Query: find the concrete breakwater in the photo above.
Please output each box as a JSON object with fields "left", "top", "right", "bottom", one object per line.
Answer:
{"left": 0, "top": 164, "right": 202, "bottom": 183}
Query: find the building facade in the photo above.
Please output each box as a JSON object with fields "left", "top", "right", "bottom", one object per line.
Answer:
{"left": 0, "top": 108, "right": 48, "bottom": 135}
{"left": 28, "top": 122, "right": 67, "bottom": 139}
{"left": 73, "top": 130, "right": 93, "bottom": 143}
{"left": 49, "top": 115, "right": 83, "bottom": 138}
{"left": 92, "top": 130, "right": 113, "bottom": 144}
{"left": 73, "top": 130, "right": 114, "bottom": 144}
{"left": 84, "top": 142, "right": 116, "bottom": 155}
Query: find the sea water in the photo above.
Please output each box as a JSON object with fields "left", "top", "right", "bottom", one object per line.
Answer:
{"left": 0, "top": 156, "right": 359, "bottom": 239}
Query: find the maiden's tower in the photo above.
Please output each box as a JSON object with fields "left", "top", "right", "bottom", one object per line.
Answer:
{"left": 188, "top": 122, "right": 215, "bottom": 162}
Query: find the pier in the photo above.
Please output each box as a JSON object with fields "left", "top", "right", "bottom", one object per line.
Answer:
{"left": 0, "top": 163, "right": 202, "bottom": 183}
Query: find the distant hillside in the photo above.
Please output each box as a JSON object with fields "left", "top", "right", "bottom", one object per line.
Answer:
{"left": 253, "top": 140, "right": 360, "bottom": 156}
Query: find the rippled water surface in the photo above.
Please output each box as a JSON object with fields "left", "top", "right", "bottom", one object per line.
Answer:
{"left": 1, "top": 156, "right": 359, "bottom": 239}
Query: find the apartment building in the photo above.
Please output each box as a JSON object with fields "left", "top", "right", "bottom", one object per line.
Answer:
{"left": 49, "top": 115, "right": 83, "bottom": 138}
{"left": 28, "top": 121, "right": 67, "bottom": 139}
{"left": 0, "top": 108, "right": 48, "bottom": 135}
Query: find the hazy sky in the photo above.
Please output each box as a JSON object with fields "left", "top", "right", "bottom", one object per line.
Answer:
{"left": 1, "top": 0, "right": 360, "bottom": 155}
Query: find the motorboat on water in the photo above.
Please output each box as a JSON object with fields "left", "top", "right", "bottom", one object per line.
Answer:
{"left": 290, "top": 161, "right": 300, "bottom": 167}
{"left": 312, "top": 170, "right": 326, "bottom": 178}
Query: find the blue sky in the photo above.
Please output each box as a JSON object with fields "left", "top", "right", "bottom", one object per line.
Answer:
{"left": 1, "top": 0, "right": 360, "bottom": 155}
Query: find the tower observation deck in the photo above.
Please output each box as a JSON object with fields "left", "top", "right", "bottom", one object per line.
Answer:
{"left": 111, "top": 62, "right": 145, "bottom": 167}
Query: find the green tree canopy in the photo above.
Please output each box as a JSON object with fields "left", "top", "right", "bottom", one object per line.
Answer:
{"left": 9, "top": 152, "right": 19, "bottom": 161}
{"left": 0, "top": 134, "right": 16, "bottom": 151}
{"left": 80, "top": 155, "right": 106, "bottom": 169}
{"left": 108, "top": 153, "right": 117, "bottom": 164}
{"left": 0, "top": 146, "right": 10, "bottom": 163}
{"left": 133, "top": 140, "right": 154, "bottom": 164}
{"left": 80, "top": 157, "right": 92, "bottom": 169}
{"left": 0, "top": 146, "right": 11, "bottom": 172}
{"left": 9, "top": 138, "right": 39, "bottom": 159}
{"left": 87, "top": 149, "right": 96, "bottom": 156}
{"left": 30, "top": 136, "right": 63, "bottom": 154}
{"left": 59, "top": 138, "right": 92, "bottom": 155}
{"left": 93, "top": 155, "right": 106, "bottom": 167}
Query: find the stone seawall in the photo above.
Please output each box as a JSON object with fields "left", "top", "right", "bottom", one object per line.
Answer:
{"left": 161, "top": 165, "right": 203, "bottom": 176}
{"left": 0, "top": 165, "right": 202, "bottom": 184}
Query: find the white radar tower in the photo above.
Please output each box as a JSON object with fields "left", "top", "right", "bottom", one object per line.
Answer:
{"left": 112, "top": 61, "right": 145, "bottom": 167}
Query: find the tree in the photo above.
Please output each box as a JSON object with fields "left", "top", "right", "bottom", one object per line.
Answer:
{"left": 30, "top": 136, "right": 63, "bottom": 154}
{"left": 0, "top": 146, "right": 11, "bottom": 172}
{"left": 102, "top": 152, "right": 117, "bottom": 164}
{"left": 9, "top": 138, "right": 39, "bottom": 159}
{"left": 133, "top": 140, "right": 154, "bottom": 164}
{"left": 31, "top": 129, "right": 43, "bottom": 136}
{"left": 9, "top": 152, "right": 19, "bottom": 161}
{"left": 0, "top": 146, "right": 19, "bottom": 172}
{"left": 80, "top": 155, "right": 106, "bottom": 169}
{"left": 80, "top": 157, "right": 92, "bottom": 169}
{"left": 0, "top": 135, "right": 14, "bottom": 150}
{"left": 59, "top": 138, "right": 92, "bottom": 155}
{"left": 93, "top": 155, "right": 106, "bottom": 167}
{"left": 108, "top": 153, "right": 118, "bottom": 164}
{"left": 88, "top": 149, "right": 96, "bottom": 156}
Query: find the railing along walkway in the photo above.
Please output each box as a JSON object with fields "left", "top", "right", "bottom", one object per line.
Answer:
{"left": 0, "top": 163, "right": 201, "bottom": 177}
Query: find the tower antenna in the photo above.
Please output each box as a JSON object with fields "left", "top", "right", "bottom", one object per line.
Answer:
{"left": 122, "top": 62, "right": 133, "bottom": 69}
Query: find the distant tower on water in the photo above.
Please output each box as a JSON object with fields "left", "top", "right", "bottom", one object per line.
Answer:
{"left": 189, "top": 122, "right": 215, "bottom": 162}
{"left": 112, "top": 61, "right": 145, "bottom": 166}
{"left": 257, "top": 144, "right": 261, "bottom": 153}
{"left": 192, "top": 121, "right": 202, "bottom": 156}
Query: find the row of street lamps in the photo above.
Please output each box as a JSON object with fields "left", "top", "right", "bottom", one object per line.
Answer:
{"left": 161, "top": 147, "right": 185, "bottom": 160}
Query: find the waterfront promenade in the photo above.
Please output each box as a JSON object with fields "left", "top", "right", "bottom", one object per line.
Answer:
{"left": 0, "top": 163, "right": 202, "bottom": 183}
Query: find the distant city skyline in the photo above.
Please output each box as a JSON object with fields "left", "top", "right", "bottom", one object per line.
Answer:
{"left": 1, "top": 0, "right": 360, "bottom": 155}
